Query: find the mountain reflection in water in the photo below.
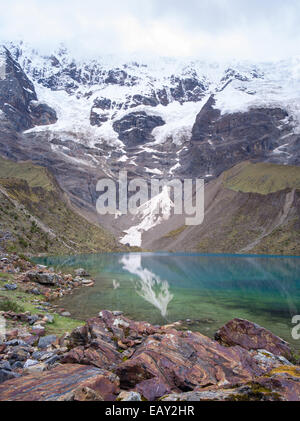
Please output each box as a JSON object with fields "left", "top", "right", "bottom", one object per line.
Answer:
{"left": 120, "top": 254, "right": 173, "bottom": 317}
{"left": 33, "top": 253, "right": 300, "bottom": 350}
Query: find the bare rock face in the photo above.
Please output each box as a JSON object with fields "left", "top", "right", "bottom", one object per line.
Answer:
{"left": 0, "top": 311, "right": 299, "bottom": 401}
{"left": 25, "top": 271, "right": 62, "bottom": 286}
{"left": 182, "top": 95, "right": 291, "bottom": 178}
{"left": 161, "top": 368, "right": 300, "bottom": 401}
{"left": 0, "top": 364, "right": 120, "bottom": 401}
{"left": 115, "top": 330, "right": 266, "bottom": 401}
{"left": 0, "top": 46, "right": 37, "bottom": 131}
{"left": 215, "top": 318, "right": 292, "bottom": 359}
{"left": 61, "top": 310, "right": 157, "bottom": 370}
{"left": 112, "top": 112, "right": 165, "bottom": 146}
{"left": 0, "top": 46, "right": 57, "bottom": 132}
{"left": 90, "top": 97, "right": 111, "bottom": 127}
{"left": 29, "top": 102, "right": 57, "bottom": 126}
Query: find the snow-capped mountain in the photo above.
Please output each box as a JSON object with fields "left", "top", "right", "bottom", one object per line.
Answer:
{"left": 1, "top": 41, "right": 300, "bottom": 249}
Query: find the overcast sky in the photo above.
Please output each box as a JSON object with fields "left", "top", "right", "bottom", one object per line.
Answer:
{"left": 1, "top": 0, "right": 300, "bottom": 61}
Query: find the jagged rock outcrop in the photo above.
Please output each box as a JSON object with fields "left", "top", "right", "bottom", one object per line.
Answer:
{"left": 162, "top": 367, "right": 300, "bottom": 401}
{"left": 0, "top": 46, "right": 37, "bottom": 131}
{"left": 29, "top": 102, "right": 57, "bottom": 126}
{"left": 113, "top": 112, "right": 165, "bottom": 145}
{"left": 60, "top": 312, "right": 300, "bottom": 401}
{"left": 170, "top": 74, "right": 207, "bottom": 104}
{"left": 0, "top": 42, "right": 299, "bottom": 253}
{"left": 182, "top": 95, "right": 291, "bottom": 178}
{"left": 115, "top": 330, "right": 266, "bottom": 400}
{"left": 1, "top": 311, "right": 299, "bottom": 401}
{"left": 215, "top": 318, "right": 292, "bottom": 359}
{"left": 0, "top": 46, "right": 57, "bottom": 132}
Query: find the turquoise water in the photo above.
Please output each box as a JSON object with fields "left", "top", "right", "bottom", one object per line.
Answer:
{"left": 34, "top": 253, "right": 300, "bottom": 351}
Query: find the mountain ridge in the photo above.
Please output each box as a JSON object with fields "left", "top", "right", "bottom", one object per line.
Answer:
{"left": 0, "top": 41, "right": 299, "bottom": 253}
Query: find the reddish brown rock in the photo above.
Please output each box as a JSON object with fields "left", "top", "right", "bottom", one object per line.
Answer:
{"left": 115, "top": 330, "right": 266, "bottom": 400}
{"left": 256, "top": 366, "right": 300, "bottom": 401}
{"left": 62, "top": 311, "right": 159, "bottom": 371}
{"left": 5, "top": 329, "right": 19, "bottom": 341}
{"left": 61, "top": 344, "right": 122, "bottom": 370}
{"left": 99, "top": 310, "right": 157, "bottom": 338}
{"left": 23, "top": 335, "right": 39, "bottom": 346}
{"left": 31, "top": 327, "right": 45, "bottom": 337}
{"left": 161, "top": 366, "right": 300, "bottom": 401}
{"left": 58, "top": 386, "right": 104, "bottom": 401}
{"left": 0, "top": 364, "right": 120, "bottom": 401}
{"left": 61, "top": 317, "right": 123, "bottom": 370}
{"left": 215, "top": 319, "right": 292, "bottom": 359}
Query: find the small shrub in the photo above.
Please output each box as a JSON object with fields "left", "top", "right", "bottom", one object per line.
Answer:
{"left": 0, "top": 299, "right": 25, "bottom": 313}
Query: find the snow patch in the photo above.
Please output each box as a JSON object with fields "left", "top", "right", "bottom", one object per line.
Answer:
{"left": 120, "top": 185, "right": 174, "bottom": 247}
{"left": 145, "top": 167, "right": 163, "bottom": 175}
{"left": 24, "top": 83, "right": 123, "bottom": 148}
{"left": 118, "top": 155, "right": 128, "bottom": 162}
{"left": 0, "top": 57, "right": 6, "bottom": 80}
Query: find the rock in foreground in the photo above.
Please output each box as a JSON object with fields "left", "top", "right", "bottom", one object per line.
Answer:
{"left": 0, "top": 312, "right": 299, "bottom": 401}
{"left": 0, "top": 364, "right": 119, "bottom": 401}
{"left": 215, "top": 318, "right": 292, "bottom": 359}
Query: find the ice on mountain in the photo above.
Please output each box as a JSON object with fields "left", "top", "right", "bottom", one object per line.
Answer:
{"left": 120, "top": 185, "right": 174, "bottom": 247}
{"left": 0, "top": 57, "right": 6, "bottom": 80}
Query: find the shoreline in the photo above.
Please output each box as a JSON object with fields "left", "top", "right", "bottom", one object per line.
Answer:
{"left": 0, "top": 252, "right": 300, "bottom": 401}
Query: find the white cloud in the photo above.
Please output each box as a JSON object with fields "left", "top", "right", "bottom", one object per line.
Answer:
{"left": 0, "top": 0, "right": 299, "bottom": 60}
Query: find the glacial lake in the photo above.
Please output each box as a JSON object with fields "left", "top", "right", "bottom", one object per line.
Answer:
{"left": 34, "top": 252, "right": 300, "bottom": 351}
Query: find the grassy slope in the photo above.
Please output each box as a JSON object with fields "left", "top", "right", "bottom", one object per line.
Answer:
{"left": 0, "top": 272, "right": 84, "bottom": 336}
{"left": 161, "top": 161, "right": 300, "bottom": 255}
{"left": 0, "top": 156, "right": 123, "bottom": 255}
{"left": 207, "top": 162, "right": 300, "bottom": 255}
{"left": 222, "top": 161, "right": 300, "bottom": 195}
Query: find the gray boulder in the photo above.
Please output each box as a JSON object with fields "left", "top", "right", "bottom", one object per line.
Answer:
{"left": 38, "top": 335, "right": 57, "bottom": 349}
{"left": 26, "top": 271, "right": 62, "bottom": 286}
{"left": 0, "top": 369, "right": 20, "bottom": 384}
{"left": 75, "top": 268, "right": 89, "bottom": 277}
{"left": 4, "top": 283, "right": 18, "bottom": 290}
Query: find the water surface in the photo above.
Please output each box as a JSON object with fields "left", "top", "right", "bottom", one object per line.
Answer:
{"left": 34, "top": 253, "right": 300, "bottom": 351}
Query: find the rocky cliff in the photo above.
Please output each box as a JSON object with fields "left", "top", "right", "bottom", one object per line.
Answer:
{"left": 0, "top": 41, "right": 299, "bottom": 253}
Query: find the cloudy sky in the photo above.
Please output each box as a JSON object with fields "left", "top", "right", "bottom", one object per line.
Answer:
{"left": 0, "top": 0, "right": 300, "bottom": 61}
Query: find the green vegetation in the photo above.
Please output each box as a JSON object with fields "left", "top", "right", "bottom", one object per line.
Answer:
{"left": 45, "top": 314, "right": 85, "bottom": 337}
{"left": 251, "top": 218, "right": 300, "bottom": 256}
{"left": 163, "top": 225, "right": 187, "bottom": 239}
{"left": 223, "top": 161, "right": 300, "bottom": 194}
{"left": 0, "top": 298, "right": 25, "bottom": 313}
{"left": 269, "top": 365, "right": 300, "bottom": 378}
{"left": 0, "top": 156, "right": 55, "bottom": 191}
{"left": 0, "top": 156, "right": 123, "bottom": 255}
{"left": 194, "top": 161, "right": 300, "bottom": 256}
{"left": 0, "top": 277, "right": 84, "bottom": 336}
